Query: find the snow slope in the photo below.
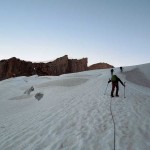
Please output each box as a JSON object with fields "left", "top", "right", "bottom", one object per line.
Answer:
{"left": 0, "top": 63, "right": 150, "bottom": 150}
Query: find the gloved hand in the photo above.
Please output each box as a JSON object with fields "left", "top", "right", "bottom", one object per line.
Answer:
{"left": 108, "top": 79, "right": 111, "bottom": 83}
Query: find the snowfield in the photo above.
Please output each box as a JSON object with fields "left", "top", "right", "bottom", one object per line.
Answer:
{"left": 0, "top": 63, "right": 150, "bottom": 150}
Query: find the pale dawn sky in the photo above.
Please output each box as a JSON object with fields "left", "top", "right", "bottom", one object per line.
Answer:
{"left": 0, "top": 0, "right": 150, "bottom": 67}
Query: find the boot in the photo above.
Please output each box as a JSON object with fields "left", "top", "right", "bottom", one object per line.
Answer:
{"left": 111, "top": 91, "right": 114, "bottom": 97}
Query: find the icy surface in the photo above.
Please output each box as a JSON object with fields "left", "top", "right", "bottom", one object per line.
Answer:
{"left": 0, "top": 63, "right": 150, "bottom": 150}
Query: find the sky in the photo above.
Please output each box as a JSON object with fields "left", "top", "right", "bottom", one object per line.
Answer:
{"left": 0, "top": 0, "right": 150, "bottom": 67}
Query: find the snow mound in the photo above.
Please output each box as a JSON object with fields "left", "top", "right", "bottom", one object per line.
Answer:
{"left": 124, "top": 65, "right": 150, "bottom": 88}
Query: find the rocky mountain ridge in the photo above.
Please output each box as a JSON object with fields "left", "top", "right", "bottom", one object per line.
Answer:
{"left": 0, "top": 55, "right": 113, "bottom": 81}
{"left": 88, "top": 63, "right": 114, "bottom": 70}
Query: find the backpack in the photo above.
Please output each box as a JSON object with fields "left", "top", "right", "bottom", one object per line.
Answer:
{"left": 111, "top": 75, "right": 117, "bottom": 82}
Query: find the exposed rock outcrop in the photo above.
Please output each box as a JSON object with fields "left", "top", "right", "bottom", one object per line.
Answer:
{"left": 68, "top": 58, "right": 87, "bottom": 73}
{"left": 0, "top": 55, "right": 113, "bottom": 81}
{"left": 0, "top": 55, "right": 88, "bottom": 80}
{"left": 88, "top": 63, "right": 114, "bottom": 70}
{"left": 0, "top": 57, "right": 33, "bottom": 80}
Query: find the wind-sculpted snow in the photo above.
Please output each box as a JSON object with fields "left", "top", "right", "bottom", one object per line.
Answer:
{"left": 0, "top": 64, "right": 150, "bottom": 150}
{"left": 124, "top": 68, "right": 150, "bottom": 88}
{"left": 36, "top": 78, "right": 89, "bottom": 88}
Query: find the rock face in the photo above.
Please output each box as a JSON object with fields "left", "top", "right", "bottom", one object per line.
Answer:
{"left": 88, "top": 63, "right": 114, "bottom": 70}
{"left": 0, "top": 57, "right": 33, "bottom": 80}
{"left": 0, "top": 55, "right": 88, "bottom": 81}
{"left": 68, "top": 58, "right": 88, "bottom": 73}
{"left": 0, "top": 55, "right": 113, "bottom": 81}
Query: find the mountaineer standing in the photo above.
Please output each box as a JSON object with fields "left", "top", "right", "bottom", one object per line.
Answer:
{"left": 108, "top": 75, "right": 125, "bottom": 97}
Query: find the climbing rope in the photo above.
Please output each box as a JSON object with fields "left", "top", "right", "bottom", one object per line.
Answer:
{"left": 110, "top": 97, "right": 116, "bottom": 150}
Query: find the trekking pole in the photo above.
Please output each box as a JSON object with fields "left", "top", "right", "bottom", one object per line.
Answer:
{"left": 104, "top": 82, "right": 109, "bottom": 95}
{"left": 124, "top": 82, "right": 126, "bottom": 98}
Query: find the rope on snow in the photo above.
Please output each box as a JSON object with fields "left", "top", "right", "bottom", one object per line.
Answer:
{"left": 110, "top": 97, "right": 116, "bottom": 150}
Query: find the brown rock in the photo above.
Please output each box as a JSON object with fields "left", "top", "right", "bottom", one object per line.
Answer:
{"left": 0, "top": 55, "right": 88, "bottom": 81}
{"left": 68, "top": 58, "right": 88, "bottom": 73}
{"left": 0, "top": 55, "right": 113, "bottom": 81}
{"left": 88, "top": 63, "right": 114, "bottom": 70}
